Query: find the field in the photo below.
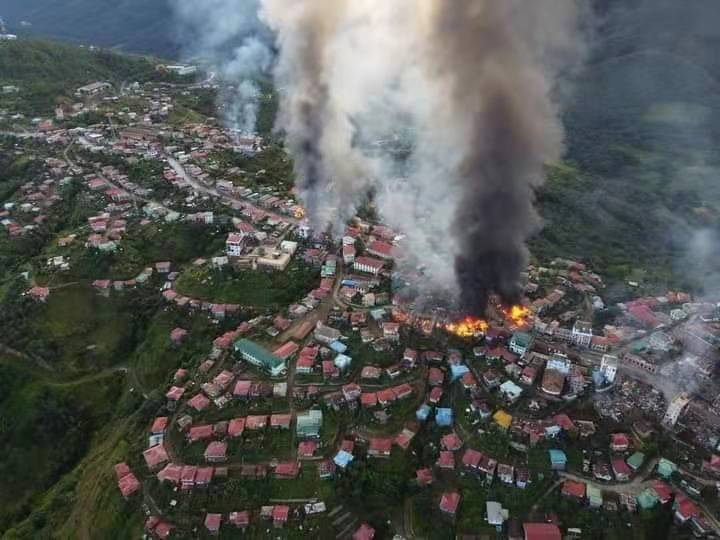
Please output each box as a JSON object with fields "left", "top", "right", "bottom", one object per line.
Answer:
{"left": 175, "top": 262, "right": 319, "bottom": 309}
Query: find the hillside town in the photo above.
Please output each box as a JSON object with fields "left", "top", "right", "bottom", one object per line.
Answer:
{"left": 3, "top": 67, "right": 720, "bottom": 540}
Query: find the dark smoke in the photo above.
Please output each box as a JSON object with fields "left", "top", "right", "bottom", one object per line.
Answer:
{"left": 422, "top": 1, "right": 584, "bottom": 315}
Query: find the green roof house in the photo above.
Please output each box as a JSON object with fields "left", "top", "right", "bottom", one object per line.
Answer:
{"left": 509, "top": 332, "right": 533, "bottom": 357}
{"left": 627, "top": 452, "right": 645, "bottom": 472}
{"left": 586, "top": 484, "right": 603, "bottom": 508}
{"left": 234, "top": 339, "right": 286, "bottom": 376}
{"left": 296, "top": 409, "right": 323, "bottom": 439}
{"left": 657, "top": 458, "right": 677, "bottom": 479}
{"left": 549, "top": 449, "right": 567, "bottom": 471}
{"left": 637, "top": 488, "right": 659, "bottom": 510}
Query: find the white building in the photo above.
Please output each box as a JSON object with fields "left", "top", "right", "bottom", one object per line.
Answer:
{"left": 572, "top": 320, "right": 593, "bottom": 348}
{"left": 499, "top": 380, "right": 523, "bottom": 403}
{"left": 663, "top": 392, "right": 690, "bottom": 428}
{"left": 599, "top": 354, "right": 618, "bottom": 384}
{"left": 546, "top": 354, "right": 571, "bottom": 375}
{"left": 486, "top": 502, "right": 509, "bottom": 527}
{"left": 353, "top": 256, "right": 384, "bottom": 276}
{"left": 225, "top": 232, "right": 246, "bottom": 257}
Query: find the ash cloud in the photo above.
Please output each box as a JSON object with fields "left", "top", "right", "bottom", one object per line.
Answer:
{"left": 193, "top": 0, "right": 586, "bottom": 313}
{"left": 171, "top": 0, "right": 273, "bottom": 135}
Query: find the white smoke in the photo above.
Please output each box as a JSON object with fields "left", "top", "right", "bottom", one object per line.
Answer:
{"left": 171, "top": 0, "right": 273, "bottom": 135}
{"left": 185, "top": 0, "right": 586, "bottom": 307}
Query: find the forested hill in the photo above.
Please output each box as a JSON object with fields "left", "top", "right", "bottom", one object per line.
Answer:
{"left": 0, "top": 39, "right": 185, "bottom": 114}
{"left": 532, "top": 0, "right": 720, "bottom": 299}
{"left": 2, "top": 0, "right": 177, "bottom": 57}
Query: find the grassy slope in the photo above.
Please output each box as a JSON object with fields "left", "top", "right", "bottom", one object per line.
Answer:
{"left": 0, "top": 357, "right": 126, "bottom": 533}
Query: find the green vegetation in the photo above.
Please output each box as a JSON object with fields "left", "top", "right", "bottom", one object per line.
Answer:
{"left": 0, "top": 39, "right": 180, "bottom": 116}
{"left": 0, "top": 356, "right": 125, "bottom": 532}
{"left": 175, "top": 262, "right": 319, "bottom": 309}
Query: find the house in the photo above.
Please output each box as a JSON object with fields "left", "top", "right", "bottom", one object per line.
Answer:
{"left": 439, "top": 492, "right": 461, "bottom": 517}
{"left": 118, "top": 471, "right": 141, "bottom": 498}
{"left": 493, "top": 410, "right": 513, "bottom": 430}
{"left": 462, "top": 449, "right": 482, "bottom": 470}
{"left": 436, "top": 408, "right": 454, "bottom": 427}
{"left": 353, "top": 256, "right": 385, "bottom": 275}
{"left": 416, "top": 468, "right": 433, "bottom": 486}
{"left": 143, "top": 445, "right": 169, "bottom": 471}
{"left": 561, "top": 480, "right": 586, "bottom": 501}
{"left": 272, "top": 505, "right": 290, "bottom": 528}
{"left": 361, "top": 392, "right": 378, "bottom": 408}
{"left": 361, "top": 365, "right": 382, "bottom": 380}
{"left": 587, "top": 484, "right": 603, "bottom": 508}
{"left": 226, "top": 232, "right": 247, "bottom": 257}
{"left": 674, "top": 494, "right": 700, "bottom": 524}
{"left": 298, "top": 440, "right": 318, "bottom": 457}
{"left": 657, "top": 458, "right": 678, "bottom": 479}
{"left": 403, "top": 348, "right": 418, "bottom": 368}
{"left": 509, "top": 332, "right": 533, "bottom": 357}
{"left": 429, "top": 386, "right": 443, "bottom": 404}
{"left": 523, "top": 523, "right": 561, "bottom": 540}
{"left": 549, "top": 449, "right": 567, "bottom": 471}
{"left": 627, "top": 451, "right": 645, "bottom": 472}
{"left": 334, "top": 450, "right": 354, "bottom": 469}
{"left": 572, "top": 320, "right": 593, "bottom": 347}
{"left": 643, "top": 480, "right": 671, "bottom": 506}
{"left": 486, "top": 501, "right": 509, "bottom": 527}
{"left": 157, "top": 463, "right": 183, "bottom": 485}
{"left": 428, "top": 367, "right": 445, "bottom": 386}
{"left": 611, "top": 433, "right": 630, "bottom": 452}
{"left": 234, "top": 339, "right": 286, "bottom": 376}
{"left": 275, "top": 461, "right": 301, "bottom": 479}
{"left": 612, "top": 458, "right": 632, "bottom": 481}
{"left": 188, "top": 424, "right": 214, "bottom": 442}
{"left": 521, "top": 366, "right": 537, "bottom": 385}
{"left": 270, "top": 413, "right": 292, "bottom": 430}
{"left": 437, "top": 450, "right": 456, "bottom": 470}
{"left": 382, "top": 322, "right": 400, "bottom": 341}
{"left": 296, "top": 409, "right": 323, "bottom": 438}
{"left": 377, "top": 388, "right": 396, "bottom": 407}
{"left": 342, "top": 383, "right": 362, "bottom": 402}
{"left": 189, "top": 393, "right": 211, "bottom": 412}
{"left": 441, "top": 432, "right": 463, "bottom": 452}
{"left": 204, "top": 441, "right": 228, "bottom": 463}
{"left": 246, "top": 415, "right": 268, "bottom": 430}
{"left": 353, "top": 522, "right": 376, "bottom": 540}
{"left": 150, "top": 416, "right": 169, "bottom": 435}
{"left": 499, "top": 380, "right": 523, "bottom": 403}
{"left": 228, "top": 511, "right": 250, "bottom": 529}
{"left": 368, "top": 437, "right": 393, "bottom": 457}
{"left": 497, "top": 463, "right": 515, "bottom": 484}
{"left": 593, "top": 461, "right": 613, "bottom": 481}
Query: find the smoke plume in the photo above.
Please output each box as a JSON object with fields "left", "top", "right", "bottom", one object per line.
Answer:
{"left": 194, "top": 0, "right": 586, "bottom": 314}
{"left": 172, "top": 0, "right": 273, "bottom": 135}
{"left": 415, "top": 1, "right": 585, "bottom": 314}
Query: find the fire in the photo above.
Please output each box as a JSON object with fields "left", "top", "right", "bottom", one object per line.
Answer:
{"left": 503, "top": 304, "right": 531, "bottom": 328}
{"left": 445, "top": 316, "right": 489, "bottom": 338}
{"left": 294, "top": 206, "right": 306, "bottom": 219}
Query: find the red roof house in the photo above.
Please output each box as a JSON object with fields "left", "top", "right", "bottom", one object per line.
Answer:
{"left": 523, "top": 523, "right": 562, "bottom": 540}
{"left": 561, "top": 480, "right": 586, "bottom": 500}
{"left": 143, "top": 445, "right": 169, "bottom": 471}
{"left": 228, "top": 417, "right": 246, "bottom": 438}
{"left": 205, "top": 513, "right": 222, "bottom": 535}
{"left": 439, "top": 491, "right": 461, "bottom": 515}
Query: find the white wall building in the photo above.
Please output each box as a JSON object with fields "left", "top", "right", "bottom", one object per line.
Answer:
{"left": 572, "top": 320, "right": 593, "bottom": 348}
{"left": 600, "top": 354, "right": 618, "bottom": 384}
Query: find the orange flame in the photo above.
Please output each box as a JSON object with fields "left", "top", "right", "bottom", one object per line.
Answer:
{"left": 503, "top": 304, "right": 532, "bottom": 328}
{"left": 445, "top": 316, "right": 489, "bottom": 338}
{"left": 295, "top": 206, "right": 306, "bottom": 219}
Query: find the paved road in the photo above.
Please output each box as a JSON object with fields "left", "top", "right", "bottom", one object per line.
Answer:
{"left": 164, "top": 154, "right": 299, "bottom": 225}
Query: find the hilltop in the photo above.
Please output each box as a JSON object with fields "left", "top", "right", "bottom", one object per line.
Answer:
{"left": 1, "top": 0, "right": 177, "bottom": 57}
{"left": 0, "top": 39, "right": 185, "bottom": 116}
